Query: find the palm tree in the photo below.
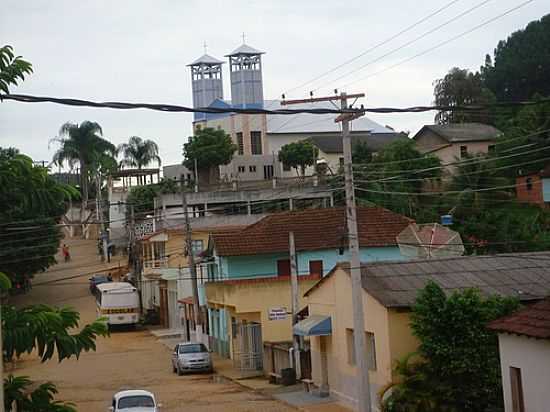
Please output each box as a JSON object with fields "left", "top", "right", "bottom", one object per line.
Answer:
{"left": 50, "top": 121, "right": 116, "bottom": 222}
{"left": 117, "top": 136, "right": 161, "bottom": 184}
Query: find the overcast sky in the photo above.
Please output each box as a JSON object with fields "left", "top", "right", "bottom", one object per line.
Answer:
{"left": 1, "top": 0, "right": 547, "bottom": 167}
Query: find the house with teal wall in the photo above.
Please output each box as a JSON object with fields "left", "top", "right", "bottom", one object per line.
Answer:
{"left": 203, "top": 206, "right": 412, "bottom": 359}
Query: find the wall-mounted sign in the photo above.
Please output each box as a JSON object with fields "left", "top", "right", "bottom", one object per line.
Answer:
{"left": 268, "top": 307, "right": 288, "bottom": 321}
{"left": 135, "top": 220, "right": 154, "bottom": 239}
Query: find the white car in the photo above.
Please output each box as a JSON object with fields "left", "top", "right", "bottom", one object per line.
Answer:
{"left": 110, "top": 390, "right": 161, "bottom": 412}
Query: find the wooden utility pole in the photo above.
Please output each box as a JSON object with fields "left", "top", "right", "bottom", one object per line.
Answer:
{"left": 181, "top": 184, "right": 201, "bottom": 338}
{"left": 282, "top": 93, "right": 371, "bottom": 412}
{"left": 289, "top": 231, "right": 301, "bottom": 379}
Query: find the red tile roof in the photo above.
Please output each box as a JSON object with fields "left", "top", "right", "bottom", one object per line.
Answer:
{"left": 212, "top": 207, "right": 412, "bottom": 257}
{"left": 488, "top": 298, "right": 550, "bottom": 339}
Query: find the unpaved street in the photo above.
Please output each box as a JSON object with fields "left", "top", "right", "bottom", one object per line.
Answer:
{"left": 9, "top": 239, "right": 294, "bottom": 412}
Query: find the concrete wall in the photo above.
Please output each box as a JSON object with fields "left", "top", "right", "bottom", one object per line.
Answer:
{"left": 218, "top": 247, "right": 403, "bottom": 280}
{"left": 163, "top": 164, "right": 194, "bottom": 182}
{"left": 415, "top": 129, "right": 495, "bottom": 173}
{"left": 206, "top": 276, "right": 319, "bottom": 344}
{"left": 498, "top": 333, "right": 550, "bottom": 412}
{"left": 307, "top": 268, "right": 418, "bottom": 410}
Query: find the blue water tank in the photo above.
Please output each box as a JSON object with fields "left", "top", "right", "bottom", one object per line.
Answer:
{"left": 441, "top": 214, "right": 453, "bottom": 225}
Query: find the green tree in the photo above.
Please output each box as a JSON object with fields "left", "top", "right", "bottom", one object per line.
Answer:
{"left": 125, "top": 184, "right": 159, "bottom": 218}
{"left": 125, "top": 178, "right": 179, "bottom": 219}
{"left": 117, "top": 136, "right": 161, "bottom": 184}
{"left": 50, "top": 121, "right": 116, "bottom": 221}
{"left": 0, "top": 45, "right": 33, "bottom": 94}
{"left": 483, "top": 14, "right": 550, "bottom": 102}
{"left": 2, "top": 305, "right": 108, "bottom": 411}
{"left": 355, "top": 140, "right": 441, "bottom": 218}
{"left": 382, "top": 282, "right": 519, "bottom": 412}
{"left": 0, "top": 150, "right": 77, "bottom": 283}
{"left": 278, "top": 140, "right": 318, "bottom": 176}
{"left": 183, "top": 127, "right": 237, "bottom": 185}
{"left": 493, "top": 96, "right": 550, "bottom": 178}
{"left": 352, "top": 141, "right": 373, "bottom": 165}
{"left": 434, "top": 67, "right": 495, "bottom": 125}
{"left": 0, "top": 272, "right": 108, "bottom": 411}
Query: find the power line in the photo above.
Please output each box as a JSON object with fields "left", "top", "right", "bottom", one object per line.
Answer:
{"left": 2, "top": 93, "right": 549, "bottom": 115}
{"left": 341, "top": 0, "right": 537, "bottom": 88}
{"left": 315, "top": 0, "right": 492, "bottom": 91}
{"left": 283, "top": 0, "right": 462, "bottom": 95}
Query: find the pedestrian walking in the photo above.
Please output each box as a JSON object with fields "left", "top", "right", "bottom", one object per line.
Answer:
{"left": 62, "top": 244, "right": 71, "bottom": 262}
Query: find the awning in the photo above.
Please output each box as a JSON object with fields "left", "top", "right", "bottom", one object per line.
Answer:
{"left": 293, "top": 315, "right": 332, "bottom": 336}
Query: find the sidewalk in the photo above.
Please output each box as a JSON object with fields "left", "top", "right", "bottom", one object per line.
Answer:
{"left": 152, "top": 328, "right": 352, "bottom": 411}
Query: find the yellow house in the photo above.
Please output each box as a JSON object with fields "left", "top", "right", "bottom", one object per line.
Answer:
{"left": 140, "top": 223, "right": 245, "bottom": 331}
{"left": 302, "top": 263, "right": 418, "bottom": 409}
{"left": 204, "top": 207, "right": 412, "bottom": 375}
{"left": 300, "top": 252, "right": 550, "bottom": 411}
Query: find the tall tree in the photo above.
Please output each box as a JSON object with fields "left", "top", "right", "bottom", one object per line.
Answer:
{"left": 0, "top": 45, "right": 33, "bottom": 94}
{"left": 433, "top": 67, "right": 495, "bottom": 125}
{"left": 354, "top": 140, "right": 441, "bottom": 218}
{"left": 183, "top": 127, "right": 237, "bottom": 186}
{"left": 381, "top": 282, "right": 519, "bottom": 412}
{"left": 0, "top": 150, "right": 77, "bottom": 284}
{"left": 117, "top": 136, "right": 161, "bottom": 185}
{"left": 483, "top": 14, "right": 550, "bottom": 102}
{"left": 50, "top": 121, "right": 116, "bottom": 222}
{"left": 278, "top": 140, "right": 318, "bottom": 176}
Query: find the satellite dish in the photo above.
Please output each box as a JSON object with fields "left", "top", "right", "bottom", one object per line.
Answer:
{"left": 397, "top": 223, "right": 465, "bottom": 259}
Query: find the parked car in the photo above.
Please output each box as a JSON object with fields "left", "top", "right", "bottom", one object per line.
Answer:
{"left": 89, "top": 274, "right": 111, "bottom": 294}
{"left": 171, "top": 342, "right": 213, "bottom": 375}
{"left": 109, "top": 389, "right": 160, "bottom": 411}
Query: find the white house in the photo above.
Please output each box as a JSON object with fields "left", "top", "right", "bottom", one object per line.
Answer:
{"left": 488, "top": 298, "right": 550, "bottom": 412}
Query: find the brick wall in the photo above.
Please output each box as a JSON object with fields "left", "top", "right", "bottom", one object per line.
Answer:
{"left": 516, "top": 175, "right": 544, "bottom": 205}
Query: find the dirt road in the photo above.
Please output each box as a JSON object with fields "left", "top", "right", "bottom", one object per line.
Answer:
{"left": 9, "top": 239, "right": 294, "bottom": 412}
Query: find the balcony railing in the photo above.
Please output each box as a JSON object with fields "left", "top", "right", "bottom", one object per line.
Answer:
{"left": 143, "top": 257, "right": 168, "bottom": 269}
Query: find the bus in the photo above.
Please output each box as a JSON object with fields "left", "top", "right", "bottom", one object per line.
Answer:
{"left": 96, "top": 282, "right": 140, "bottom": 327}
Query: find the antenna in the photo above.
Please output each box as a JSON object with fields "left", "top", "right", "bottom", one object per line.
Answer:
{"left": 203, "top": 41, "right": 208, "bottom": 54}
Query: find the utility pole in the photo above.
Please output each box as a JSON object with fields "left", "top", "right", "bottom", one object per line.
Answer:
{"left": 282, "top": 92, "right": 371, "bottom": 412}
{"left": 289, "top": 231, "right": 301, "bottom": 379}
{"left": 181, "top": 183, "right": 201, "bottom": 339}
{"left": 194, "top": 158, "right": 199, "bottom": 193}
{"left": 97, "top": 174, "right": 109, "bottom": 263}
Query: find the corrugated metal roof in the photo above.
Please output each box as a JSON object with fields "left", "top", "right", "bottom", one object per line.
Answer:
{"left": 226, "top": 43, "right": 265, "bottom": 56}
{"left": 265, "top": 100, "right": 393, "bottom": 134}
{"left": 358, "top": 253, "right": 550, "bottom": 307}
{"left": 414, "top": 123, "right": 501, "bottom": 143}
{"left": 188, "top": 54, "right": 225, "bottom": 66}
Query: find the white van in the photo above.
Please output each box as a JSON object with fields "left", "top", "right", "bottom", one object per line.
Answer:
{"left": 96, "top": 282, "right": 140, "bottom": 326}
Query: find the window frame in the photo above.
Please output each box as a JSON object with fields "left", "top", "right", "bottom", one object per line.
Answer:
{"left": 249, "top": 165, "right": 257, "bottom": 173}
{"left": 309, "top": 260, "right": 323, "bottom": 276}
{"left": 460, "top": 145, "right": 468, "bottom": 158}
{"left": 277, "top": 259, "right": 291, "bottom": 276}
{"left": 250, "top": 131, "right": 263, "bottom": 155}
{"left": 510, "top": 366, "right": 525, "bottom": 412}
{"left": 236, "top": 132, "right": 244, "bottom": 155}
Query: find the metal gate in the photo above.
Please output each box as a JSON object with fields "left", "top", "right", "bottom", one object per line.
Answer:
{"left": 233, "top": 322, "right": 263, "bottom": 375}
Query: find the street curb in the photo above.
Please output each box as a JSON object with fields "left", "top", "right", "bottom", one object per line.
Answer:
{"left": 212, "top": 370, "right": 306, "bottom": 411}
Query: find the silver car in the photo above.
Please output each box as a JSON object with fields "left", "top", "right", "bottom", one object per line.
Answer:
{"left": 171, "top": 342, "right": 213, "bottom": 375}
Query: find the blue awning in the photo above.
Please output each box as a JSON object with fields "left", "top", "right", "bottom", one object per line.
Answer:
{"left": 293, "top": 315, "right": 332, "bottom": 336}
